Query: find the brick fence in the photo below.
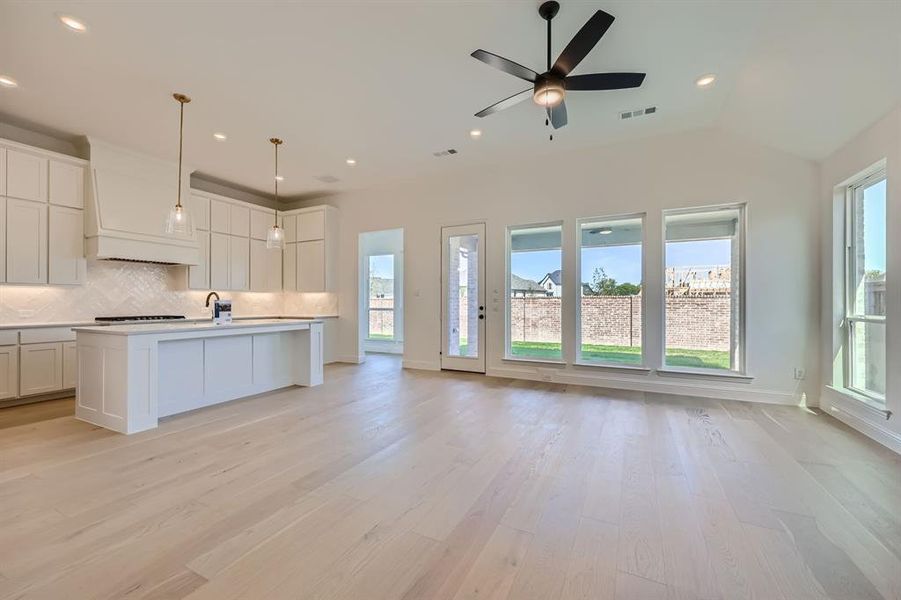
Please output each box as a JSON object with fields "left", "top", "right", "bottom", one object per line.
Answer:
{"left": 510, "top": 295, "right": 731, "bottom": 351}
{"left": 368, "top": 297, "right": 394, "bottom": 337}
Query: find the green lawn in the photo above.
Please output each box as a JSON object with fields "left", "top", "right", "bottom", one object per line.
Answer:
{"left": 367, "top": 333, "right": 394, "bottom": 340}
{"left": 508, "top": 341, "right": 730, "bottom": 370}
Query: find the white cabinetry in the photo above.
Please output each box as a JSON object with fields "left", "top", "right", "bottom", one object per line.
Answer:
{"left": 282, "top": 206, "right": 338, "bottom": 292}
{"left": 210, "top": 232, "right": 230, "bottom": 290}
{"left": 19, "top": 342, "right": 63, "bottom": 397}
{"left": 189, "top": 230, "right": 210, "bottom": 289}
{"left": 1, "top": 140, "right": 87, "bottom": 287}
{"left": 49, "top": 205, "right": 86, "bottom": 285}
{"left": 0, "top": 345, "right": 18, "bottom": 400}
{"left": 6, "top": 149, "right": 47, "bottom": 202}
{"left": 63, "top": 341, "right": 77, "bottom": 389}
{"left": 229, "top": 235, "right": 249, "bottom": 291}
{"left": 251, "top": 239, "right": 282, "bottom": 292}
{"left": 7, "top": 198, "right": 48, "bottom": 284}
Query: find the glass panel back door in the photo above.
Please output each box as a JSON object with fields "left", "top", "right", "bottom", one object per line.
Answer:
{"left": 441, "top": 223, "right": 486, "bottom": 372}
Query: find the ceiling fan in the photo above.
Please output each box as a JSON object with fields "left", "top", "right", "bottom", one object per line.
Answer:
{"left": 471, "top": 1, "right": 646, "bottom": 133}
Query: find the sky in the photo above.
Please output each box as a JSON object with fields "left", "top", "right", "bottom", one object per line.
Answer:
{"left": 863, "top": 178, "right": 887, "bottom": 272}
{"left": 368, "top": 254, "right": 393, "bottom": 279}
{"left": 510, "top": 239, "right": 732, "bottom": 285}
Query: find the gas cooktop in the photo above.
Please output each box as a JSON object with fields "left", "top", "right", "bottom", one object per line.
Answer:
{"left": 95, "top": 315, "right": 186, "bottom": 323}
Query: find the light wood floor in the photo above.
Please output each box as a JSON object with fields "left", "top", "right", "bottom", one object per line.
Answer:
{"left": 2, "top": 354, "right": 901, "bottom": 600}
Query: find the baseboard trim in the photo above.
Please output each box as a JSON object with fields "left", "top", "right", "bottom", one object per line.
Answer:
{"left": 336, "top": 354, "right": 364, "bottom": 364}
{"left": 823, "top": 393, "right": 901, "bottom": 455}
{"left": 402, "top": 359, "right": 440, "bottom": 371}
{"left": 486, "top": 365, "right": 800, "bottom": 406}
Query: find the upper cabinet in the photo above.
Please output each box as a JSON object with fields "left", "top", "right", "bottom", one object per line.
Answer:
{"left": 185, "top": 194, "right": 210, "bottom": 231}
{"left": 6, "top": 149, "right": 48, "bottom": 202}
{"left": 210, "top": 198, "right": 230, "bottom": 234}
{"left": 49, "top": 160, "right": 84, "bottom": 208}
{"left": 0, "top": 140, "right": 87, "bottom": 286}
{"left": 251, "top": 208, "right": 276, "bottom": 240}
{"left": 282, "top": 206, "right": 338, "bottom": 293}
{"left": 229, "top": 204, "right": 250, "bottom": 237}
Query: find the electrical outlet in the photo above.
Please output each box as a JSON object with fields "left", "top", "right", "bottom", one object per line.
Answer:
{"left": 793, "top": 368, "right": 806, "bottom": 380}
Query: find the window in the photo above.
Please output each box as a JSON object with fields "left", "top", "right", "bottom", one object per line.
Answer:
{"left": 508, "top": 223, "right": 563, "bottom": 360}
{"left": 845, "top": 171, "right": 886, "bottom": 403}
{"left": 577, "top": 215, "right": 643, "bottom": 365}
{"left": 367, "top": 254, "right": 395, "bottom": 340}
{"left": 664, "top": 205, "right": 744, "bottom": 372}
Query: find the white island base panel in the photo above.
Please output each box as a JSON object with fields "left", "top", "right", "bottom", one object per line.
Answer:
{"left": 74, "top": 320, "right": 323, "bottom": 434}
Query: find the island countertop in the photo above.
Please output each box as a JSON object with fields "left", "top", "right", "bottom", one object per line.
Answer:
{"left": 72, "top": 318, "right": 322, "bottom": 336}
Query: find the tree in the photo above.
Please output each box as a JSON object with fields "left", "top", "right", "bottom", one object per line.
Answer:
{"left": 585, "top": 268, "right": 641, "bottom": 296}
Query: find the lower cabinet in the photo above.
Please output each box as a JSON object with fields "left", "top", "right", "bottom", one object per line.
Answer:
{"left": 0, "top": 345, "right": 18, "bottom": 400}
{"left": 63, "top": 341, "right": 77, "bottom": 389}
{"left": 19, "top": 342, "right": 63, "bottom": 397}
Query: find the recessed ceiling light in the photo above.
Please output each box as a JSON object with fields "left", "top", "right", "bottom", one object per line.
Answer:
{"left": 57, "top": 14, "right": 87, "bottom": 32}
{"left": 212, "top": 132, "right": 227, "bottom": 141}
{"left": 0, "top": 75, "right": 18, "bottom": 88}
{"left": 346, "top": 158, "right": 356, "bottom": 166}
{"left": 275, "top": 175, "right": 284, "bottom": 182}
{"left": 469, "top": 129, "right": 482, "bottom": 139}
{"left": 695, "top": 74, "right": 716, "bottom": 88}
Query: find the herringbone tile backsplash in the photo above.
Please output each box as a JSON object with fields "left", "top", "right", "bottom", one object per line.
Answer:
{"left": 0, "top": 261, "right": 336, "bottom": 324}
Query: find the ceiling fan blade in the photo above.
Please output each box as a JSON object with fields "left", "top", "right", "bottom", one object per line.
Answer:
{"left": 475, "top": 88, "right": 533, "bottom": 117}
{"left": 547, "top": 101, "right": 568, "bottom": 129}
{"left": 566, "top": 72, "right": 646, "bottom": 91}
{"left": 471, "top": 50, "right": 538, "bottom": 82}
{"left": 551, "top": 10, "right": 615, "bottom": 77}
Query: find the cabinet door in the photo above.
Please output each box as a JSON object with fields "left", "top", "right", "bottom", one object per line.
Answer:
{"left": 250, "top": 238, "right": 267, "bottom": 292}
{"left": 283, "top": 242, "right": 297, "bottom": 291}
{"left": 48, "top": 161, "right": 85, "bottom": 208}
{"left": 210, "top": 232, "right": 230, "bottom": 290}
{"left": 229, "top": 204, "right": 250, "bottom": 237}
{"left": 267, "top": 244, "right": 282, "bottom": 291}
{"left": 297, "top": 240, "right": 325, "bottom": 292}
{"left": 185, "top": 194, "right": 210, "bottom": 231}
{"left": 19, "top": 342, "right": 62, "bottom": 396}
{"left": 0, "top": 345, "right": 18, "bottom": 400}
{"left": 6, "top": 149, "right": 47, "bottom": 202}
{"left": 7, "top": 198, "right": 48, "bottom": 284}
{"left": 250, "top": 209, "right": 274, "bottom": 241}
{"left": 0, "top": 197, "right": 6, "bottom": 283}
{"left": 0, "top": 147, "right": 6, "bottom": 195}
{"left": 282, "top": 215, "right": 297, "bottom": 243}
{"left": 210, "top": 199, "right": 230, "bottom": 233}
{"left": 189, "top": 229, "right": 210, "bottom": 290}
{"left": 63, "top": 342, "right": 77, "bottom": 389}
{"left": 298, "top": 211, "right": 325, "bottom": 241}
{"left": 49, "top": 205, "right": 85, "bottom": 285}
{"left": 229, "top": 235, "right": 249, "bottom": 291}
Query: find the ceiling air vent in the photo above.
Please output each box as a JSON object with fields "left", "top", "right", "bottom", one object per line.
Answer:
{"left": 620, "top": 106, "right": 657, "bottom": 120}
{"left": 433, "top": 148, "right": 458, "bottom": 157}
{"left": 315, "top": 175, "right": 340, "bottom": 184}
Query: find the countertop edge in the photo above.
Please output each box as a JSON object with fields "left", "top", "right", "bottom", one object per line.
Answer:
{"left": 0, "top": 314, "right": 338, "bottom": 331}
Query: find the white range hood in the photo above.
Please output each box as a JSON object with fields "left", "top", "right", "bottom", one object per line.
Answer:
{"left": 85, "top": 138, "right": 200, "bottom": 265}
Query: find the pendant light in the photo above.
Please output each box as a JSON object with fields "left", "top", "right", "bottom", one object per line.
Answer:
{"left": 266, "top": 137, "right": 285, "bottom": 250}
{"left": 165, "top": 93, "right": 194, "bottom": 236}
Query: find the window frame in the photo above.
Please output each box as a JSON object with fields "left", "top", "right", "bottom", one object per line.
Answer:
{"left": 843, "top": 168, "right": 887, "bottom": 404}
{"left": 661, "top": 202, "right": 747, "bottom": 375}
{"left": 505, "top": 220, "right": 565, "bottom": 363}
{"left": 575, "top": 212, "right": 647, "bottom": 367}
{"left": 364, "top": 252, "right": 398, "bottom": 343}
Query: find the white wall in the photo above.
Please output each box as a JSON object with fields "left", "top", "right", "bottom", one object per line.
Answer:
{"left": 819, "top": 105, "right": 901, "bottom": 451}
{"left": 307, "top": 127, "right": 821, "bottom": 405}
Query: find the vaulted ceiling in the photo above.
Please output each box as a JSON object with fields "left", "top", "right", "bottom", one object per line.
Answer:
{"left": 1, "top": 1, "right": 898, "bottom": 198}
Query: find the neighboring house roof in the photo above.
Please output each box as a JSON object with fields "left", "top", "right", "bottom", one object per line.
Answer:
{"left": 539, "top": 270, "right": 563, "bottom": 286}
{"left": 511, "top": 274, "right": 543, "bottom": 291}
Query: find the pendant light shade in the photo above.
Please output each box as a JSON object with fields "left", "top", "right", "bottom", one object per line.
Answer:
{"left": 266, "top": 137, "right": 285, "bottom": 250}
{"left": 166, "top": 93, "right": 194, "bottom": 236}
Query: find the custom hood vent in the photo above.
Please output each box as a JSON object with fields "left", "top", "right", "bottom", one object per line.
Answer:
{"left": 85, "top": 138, "right": 200, "bottom": 266}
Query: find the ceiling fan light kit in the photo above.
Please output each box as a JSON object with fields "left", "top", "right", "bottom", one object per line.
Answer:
{"left": 471, "top": 1, "right": 646, "bottom": 133}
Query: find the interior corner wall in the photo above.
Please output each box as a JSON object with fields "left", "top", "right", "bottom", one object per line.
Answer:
{"left": 315, "top": 127, "right": 821, "bottom": 404}
{"left": 819, "top": 105, "right": 901, "bottom": 451}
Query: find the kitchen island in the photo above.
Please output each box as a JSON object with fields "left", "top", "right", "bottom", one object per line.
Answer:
{"left": 73, "top": 319, "right": 323, "bottom": 433}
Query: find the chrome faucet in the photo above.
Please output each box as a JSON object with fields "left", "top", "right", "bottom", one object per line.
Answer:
{"left": 204, "top": 291, "right": 220, "bottom": 308}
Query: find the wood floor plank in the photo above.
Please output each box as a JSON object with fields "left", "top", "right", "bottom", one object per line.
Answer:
{"left": 0, "top": 355, "right": 899, "bottom": 600}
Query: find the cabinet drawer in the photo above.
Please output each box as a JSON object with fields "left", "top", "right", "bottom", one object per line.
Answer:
{"left": 0, "top": 330, "right": 17, "bottom": 345}
{"left": 20, "top": 327, "right": 76, "bottom": 344}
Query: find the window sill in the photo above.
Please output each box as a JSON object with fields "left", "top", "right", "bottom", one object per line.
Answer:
{"left": 656, "top": 367, "right": 754, "bottom": 382}
{"left": 573, "top": 361, "right": 651, "bottom": 374}
{"left": 825, "top": 385, "right": 891, "bottom": 420}
{"left": 502, "top": 356, "right": 566, "bottom": 366}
